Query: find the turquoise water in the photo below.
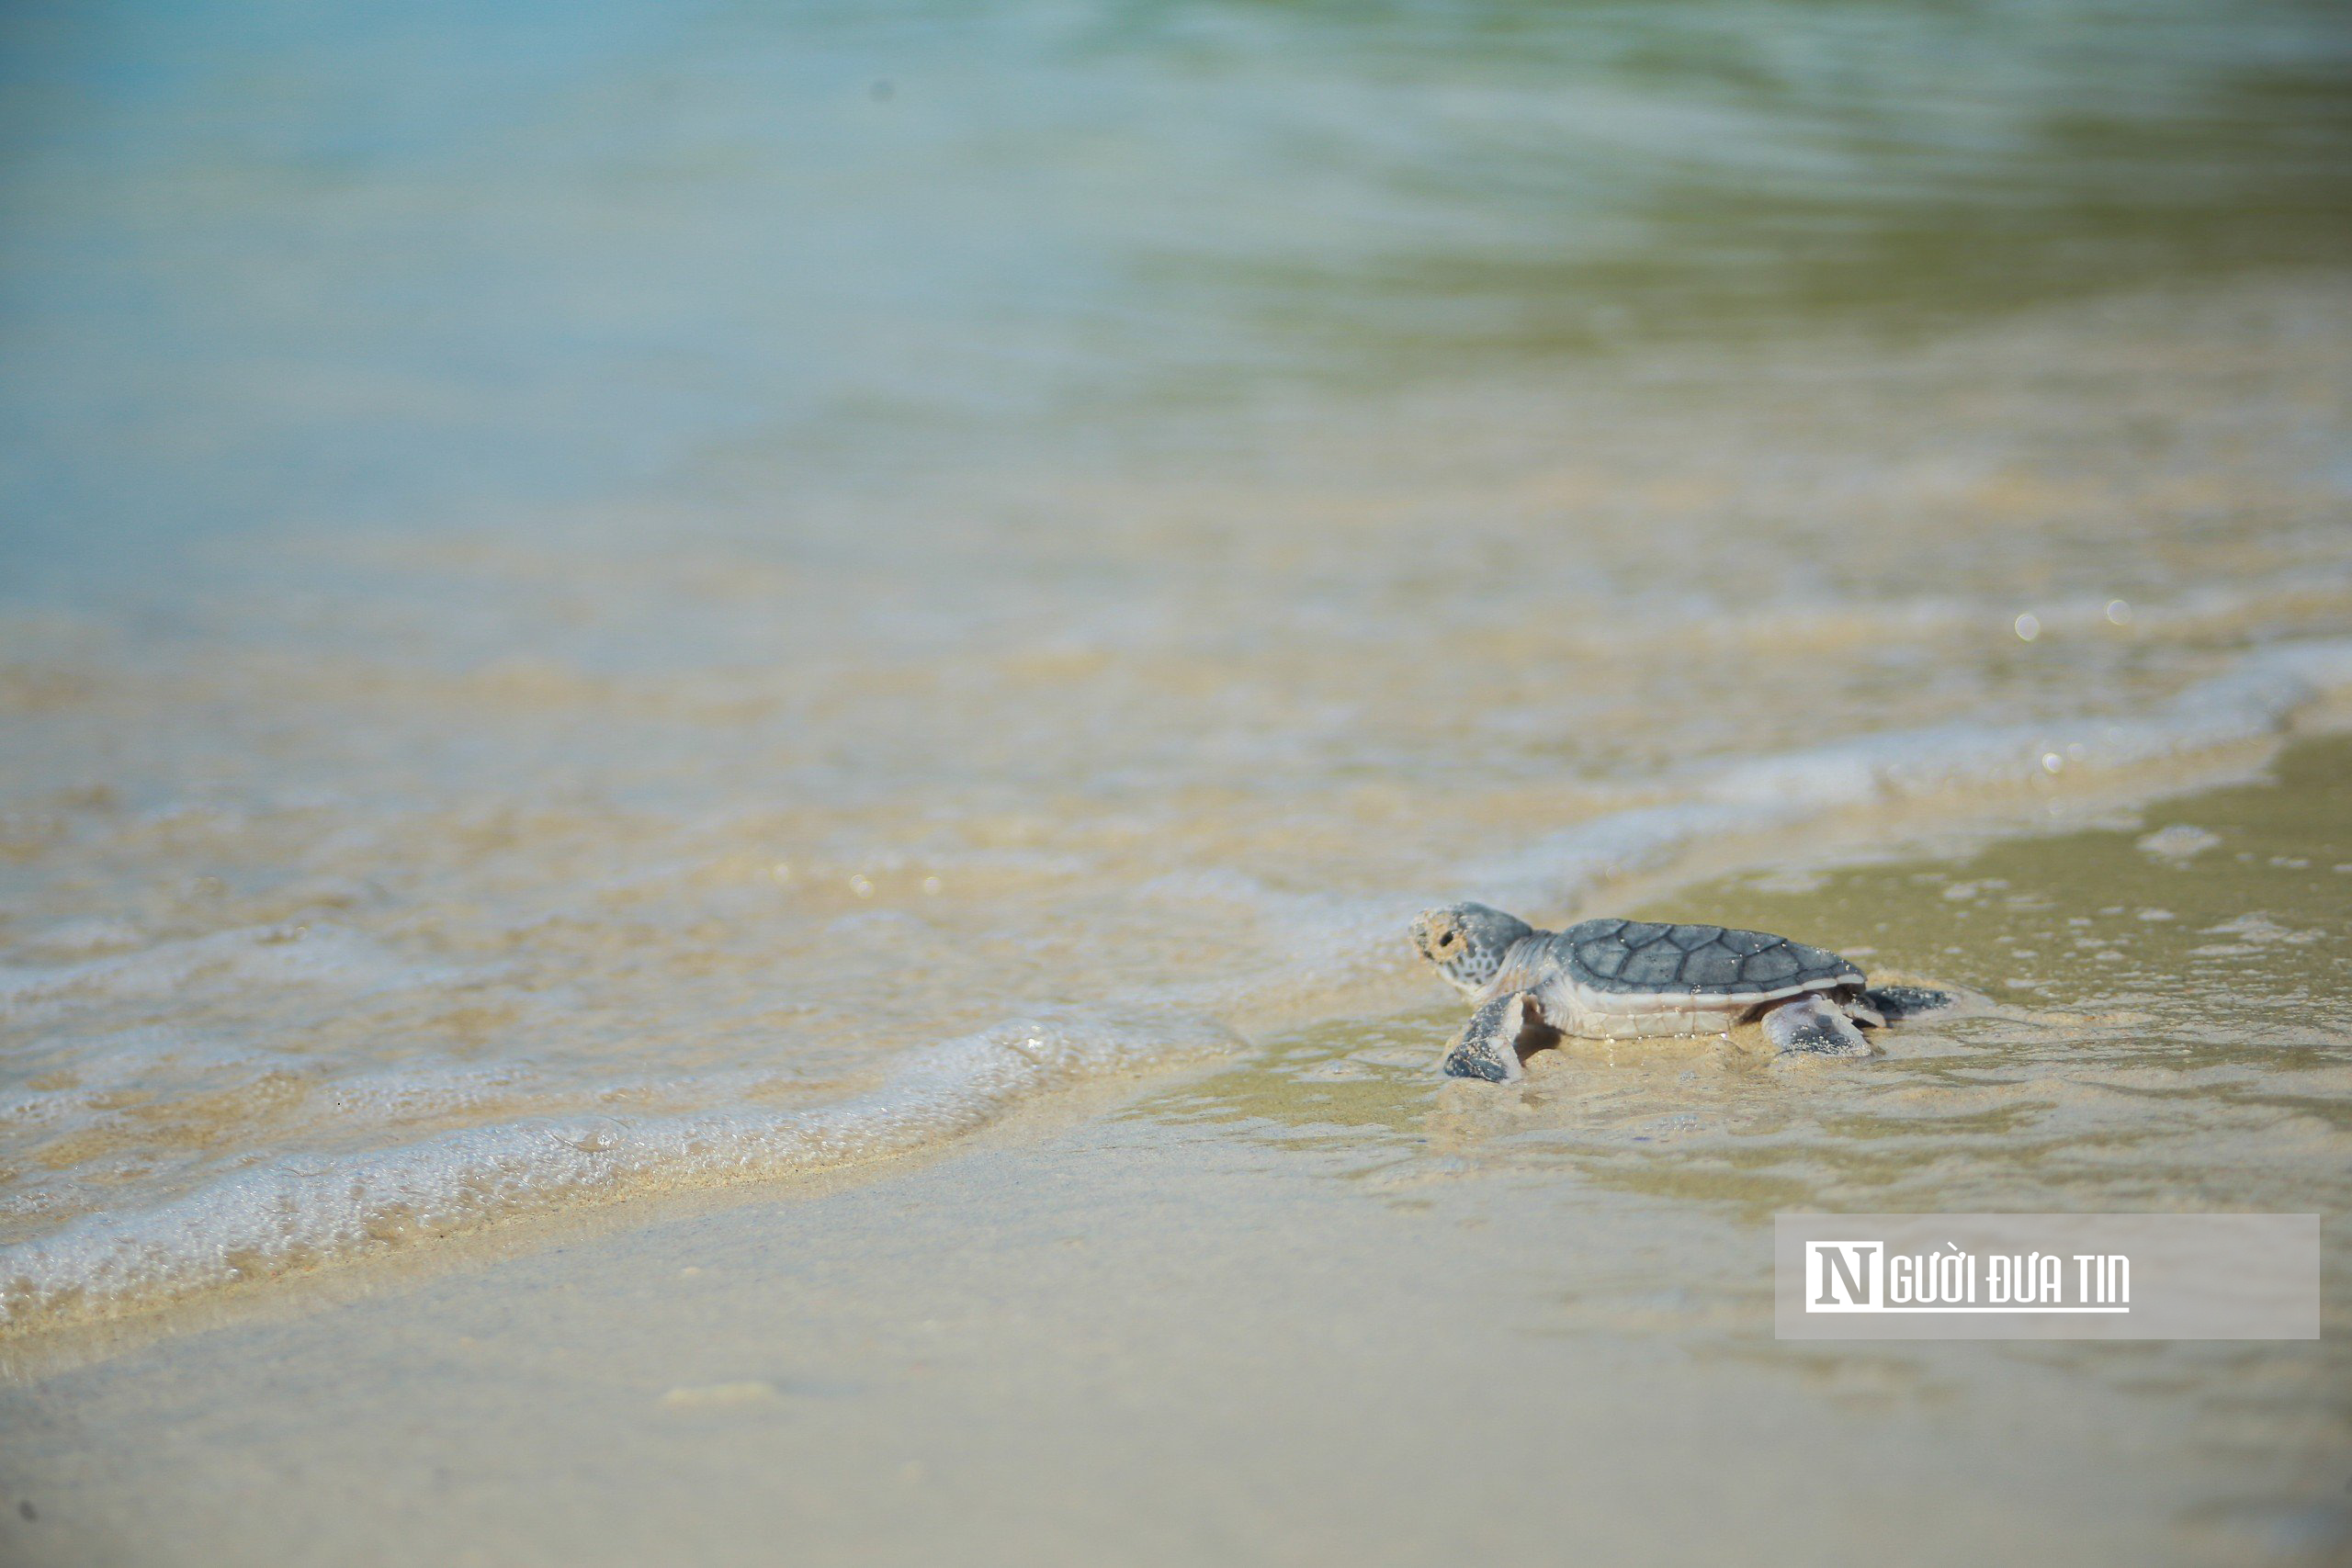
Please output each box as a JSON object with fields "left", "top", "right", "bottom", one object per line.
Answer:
{"left": 4, "top": 0, "right": 2346, "bottom": 585}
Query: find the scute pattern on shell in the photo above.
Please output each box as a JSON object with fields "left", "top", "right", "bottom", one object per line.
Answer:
{"left": 1554, "top": 918, "right": 1862, "bottom": 998}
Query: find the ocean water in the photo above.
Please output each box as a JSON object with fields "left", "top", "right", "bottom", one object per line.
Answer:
{"left": 2, "top": 0, "right": 2349, "bottom": 1332}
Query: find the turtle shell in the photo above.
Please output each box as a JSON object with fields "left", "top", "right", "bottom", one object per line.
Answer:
{"left": 1552, "top": 918, "right": 1862, "bottom": 1001}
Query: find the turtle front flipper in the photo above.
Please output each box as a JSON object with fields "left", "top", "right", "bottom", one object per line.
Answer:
{"left": 1762, "top": 994, "right": 1872, "bottom": 1057}
{"left": 1442, "top": 990, "right": 1542, "bottom": 1083}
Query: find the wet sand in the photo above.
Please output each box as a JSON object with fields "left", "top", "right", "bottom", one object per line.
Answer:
{"left": 2, "top": 737, "right": 2344, "bottom": 1567}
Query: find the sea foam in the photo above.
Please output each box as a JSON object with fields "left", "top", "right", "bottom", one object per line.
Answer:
{"left": 1472, "top": 638, "right": 2352, "bottom": 912}
{"left": 0, "top": 1011, "right": 1241, "bottom": 1329}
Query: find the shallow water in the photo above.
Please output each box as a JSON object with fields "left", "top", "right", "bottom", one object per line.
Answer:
{"left": 2, "top": 0, "right": 2350, "bottom": 1332}
{"left": 1132, "top": 738, "right": 2352, "bottom": 1555}
{"left": 4, "top": 747, "right": 2345, "bottom": 1568}
{"left": 1177, "top": 732, "right": 2352, "bottom": 1218}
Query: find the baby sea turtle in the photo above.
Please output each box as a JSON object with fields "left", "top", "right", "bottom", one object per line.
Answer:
{"left": 1410, "top": 902, "right": 1949, "bottom": 1082}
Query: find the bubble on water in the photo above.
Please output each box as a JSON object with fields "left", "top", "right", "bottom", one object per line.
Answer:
{"left": 662, "top": 1381, "right": 776, "bottom": 1410}
{"left": 2106, "top": 599, "right": 2132, "bottom": 626}
{"left": 2202, "top": 913, "right": 2321, "bottom": 946}
{"left": 2137, "top": 824, "right": 2221, "bottom": 861}
{"left": 2015, "top": 613, "right": 2041, "bottom": 641}
{"left": 2041, "top": 752, "right": 2064, "bottom": 773}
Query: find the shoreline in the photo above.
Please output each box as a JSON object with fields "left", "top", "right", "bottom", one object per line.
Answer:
{"left": 4, "top": 702, "right": 2344, "bottom": 1356}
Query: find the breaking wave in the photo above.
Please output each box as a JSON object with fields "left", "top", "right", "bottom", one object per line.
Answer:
{"left": 0, "top": 1011, "right": 1241, "bottom": 1330}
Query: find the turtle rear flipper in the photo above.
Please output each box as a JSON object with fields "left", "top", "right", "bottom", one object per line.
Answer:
{"left": 1863, "top": 984, "right": 1952, "bottom": 1021}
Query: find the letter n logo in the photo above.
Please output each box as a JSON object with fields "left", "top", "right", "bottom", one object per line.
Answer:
{"left": 1805, "top": 1241, "right": 1883, "bottom": 1312}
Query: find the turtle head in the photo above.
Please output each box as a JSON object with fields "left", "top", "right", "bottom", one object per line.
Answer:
{"left": 1410, "top": 902, "right": 1535, "bottom": 999}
